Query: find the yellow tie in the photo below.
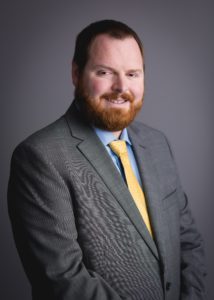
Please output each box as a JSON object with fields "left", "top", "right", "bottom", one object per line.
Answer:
{"left": 109, "top": 140, "right": 153, "bottom": 236}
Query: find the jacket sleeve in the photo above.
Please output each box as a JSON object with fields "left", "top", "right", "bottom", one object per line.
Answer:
{"left": 165, "top": 136, "right": 207, "bottom": 300}
{"left": 7, "top": 142, "right": 122, "bottom": 300}
{"left": 179, "top": 192, "right": 207, "bottom": 300}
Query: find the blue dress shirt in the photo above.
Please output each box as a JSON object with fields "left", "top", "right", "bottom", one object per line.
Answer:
{"left": 94, "top": 127, "right": 142, "bottom": 187}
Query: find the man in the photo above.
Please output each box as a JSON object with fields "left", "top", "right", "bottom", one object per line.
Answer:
{"left": 8, "top": 20, "right": 206, "bottom": 299}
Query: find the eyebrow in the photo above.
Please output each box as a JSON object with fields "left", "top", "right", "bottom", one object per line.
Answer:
{"left": 93, "top": 64, "right": 143, "bottom": 73}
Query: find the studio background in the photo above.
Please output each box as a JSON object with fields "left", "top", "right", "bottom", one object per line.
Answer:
{"left": 1, "top": 0, "right": 213, "bottom": 299}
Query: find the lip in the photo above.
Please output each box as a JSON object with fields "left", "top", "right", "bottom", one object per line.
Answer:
{"left": 105, "top": 97, "right": 127, "bottom": 104}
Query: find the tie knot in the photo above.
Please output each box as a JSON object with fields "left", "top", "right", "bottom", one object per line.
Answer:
{"left": 109, "top": 140, "right": 128, "bottom": 157}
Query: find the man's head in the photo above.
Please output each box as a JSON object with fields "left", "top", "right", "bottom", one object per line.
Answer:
{"left": 72, "top": 20, "right": 145, "bottom": 134}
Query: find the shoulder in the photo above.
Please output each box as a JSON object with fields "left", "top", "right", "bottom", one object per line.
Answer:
{"left": 26, "top": 116, "right": 68, "bottom": 144}
{"left": 129, "top": 120, "right": 170, "bottom": 147}
{"left": 12, "top": 113, "right": 71, "bottom": 160}
{"left": 129, "top": 121, "right": 181, "bottom": 185}
{"left": 128, "top": 120, "right": 176, "bottom": 164}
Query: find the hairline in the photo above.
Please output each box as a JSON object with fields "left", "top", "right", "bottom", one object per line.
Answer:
{"left": 78, "top": 33, "right": 145, "bottom": 74}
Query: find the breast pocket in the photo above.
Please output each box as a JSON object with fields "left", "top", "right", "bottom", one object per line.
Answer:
{"left": 162, "top": 188, "right": 178, "bottom": 210}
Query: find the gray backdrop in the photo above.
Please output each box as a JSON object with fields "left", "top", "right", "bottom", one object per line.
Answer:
{"left": 1, "top": 0, "right": 213, "bottom": 299}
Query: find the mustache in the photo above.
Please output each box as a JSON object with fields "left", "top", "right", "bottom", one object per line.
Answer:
{"left": 101, "top": 92, "right": 134, "bottom": 102}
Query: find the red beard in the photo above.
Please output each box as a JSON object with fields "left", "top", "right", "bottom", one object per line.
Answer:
{"left": 75, "top": 80, "right": 143, "bottom": 131}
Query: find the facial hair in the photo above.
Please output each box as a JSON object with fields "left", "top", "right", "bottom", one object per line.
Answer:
{"left": 75, "top": 79, "right": 143, "bottom": 131}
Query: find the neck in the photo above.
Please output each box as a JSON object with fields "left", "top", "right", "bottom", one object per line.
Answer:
{"left": 112, "top": 130, "right": 122, "bottom": 139}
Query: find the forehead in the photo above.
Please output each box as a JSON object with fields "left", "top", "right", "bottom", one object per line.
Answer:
{"left": 87, "top": 34, "right": 143, "bottom": 68}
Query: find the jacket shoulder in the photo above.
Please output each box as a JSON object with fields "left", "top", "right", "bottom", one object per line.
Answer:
{"left": 129, "top": 121, "right": 168, "bottom": 144}
{"left": 129, "top": 120, "right": 176, "bottom": 159}
{"left": 13, "top": 114, "right": 71, "bottom": 154}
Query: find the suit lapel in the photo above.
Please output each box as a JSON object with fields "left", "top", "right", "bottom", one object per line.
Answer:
{"left": 65, "top": 103, "right": 159, "bottom": 260}
{"left": 128, "top": 126, "right": 168, "bottom": 270}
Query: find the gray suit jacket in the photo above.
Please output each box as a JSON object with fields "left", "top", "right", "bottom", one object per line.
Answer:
{"left": 8, "top": 102, "right": 206, "bottom": 300}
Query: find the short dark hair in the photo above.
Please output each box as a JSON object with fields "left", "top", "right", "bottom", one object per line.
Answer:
{"left": 72, "top": 19, "right": 144, "bottom": 73}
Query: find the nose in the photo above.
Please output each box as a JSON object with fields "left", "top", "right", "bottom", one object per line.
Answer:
{"left": 111, "top": 74, "right": 128, "bottom": 93}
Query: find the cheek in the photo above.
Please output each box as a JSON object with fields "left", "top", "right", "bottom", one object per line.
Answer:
{"left": 87, "top": 79, "right": 111, "bottom": 96}
{"left": 132, "top": 82, "right": 144, "bottom": 99}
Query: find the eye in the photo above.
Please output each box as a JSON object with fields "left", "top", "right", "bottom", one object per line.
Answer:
{"left": 127, "top": 72, "right": 139, "bottom": 78}
{"left": 96, "top": 69, "right": 112, "bottom": 76}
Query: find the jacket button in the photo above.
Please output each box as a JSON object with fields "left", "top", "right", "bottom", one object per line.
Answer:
{"left": 166, "top": 282, "right": 171, "bottom": 291}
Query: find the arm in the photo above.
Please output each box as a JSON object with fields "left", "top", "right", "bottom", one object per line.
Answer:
{"left": 8, "top": 142, "right": 122, "bottom": 300}
{"left": 179, "top": 191, "right": 207, "bottom": 300}
{"left": 164, "top": 136, "right": 207, "bottom": 299}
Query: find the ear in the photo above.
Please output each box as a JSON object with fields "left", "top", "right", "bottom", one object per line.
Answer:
{"left": 71, "top": 62, "right": 79, "bottom": 87}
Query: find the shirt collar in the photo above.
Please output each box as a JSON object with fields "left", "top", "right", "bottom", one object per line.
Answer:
{"left": 94, "top": 127, "right": 132, "bottom": 147}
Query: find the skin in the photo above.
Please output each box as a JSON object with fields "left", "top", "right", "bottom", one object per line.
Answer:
{"left": 72, "top": 34, "right": 145, "bottom": 138}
